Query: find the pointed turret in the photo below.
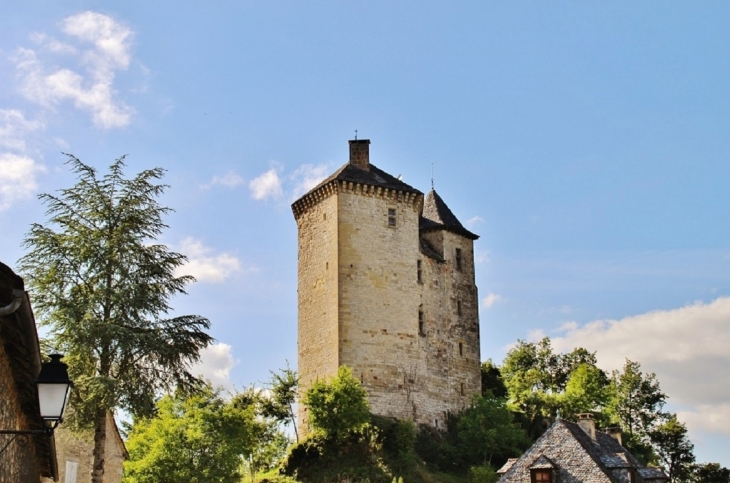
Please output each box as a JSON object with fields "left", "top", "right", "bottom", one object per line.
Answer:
{"left": 420, "top": 189, "right": 478, "bottom": 240}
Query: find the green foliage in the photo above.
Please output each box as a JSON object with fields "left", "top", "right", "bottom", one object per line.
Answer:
{"left": 303, "top": 365, "right": 370, "bottom": 440}
{"left": 281, "top": 426, "right": 390, "bottom": 483}
{"left": 480, "top": 360, "right": 507, "bottom": 399}
{"left": 261, "top": 363, "right": 299, "bottom": 442}
{"left": 501, "top": 338, "right": 601, "bottom": 438}
{"left": 692, "top": 463, "right": 730, "bottom": 483}
{"left": 19, "top": 156, "right": 212, "bottom": 482}
{"left": 123, "top": 385, "right": 258, "bottom": 483}
{"left": 468, "top": 464, "right": 499, "bottom": 483}
{"left": 561, "top": 363, "right": 610, "bottom": 422}
{"left": 414, "top": 396, "right": 528, "bottom": 476}
{"left": 457, "top": 395, "right": 530, "bottom": 466}
{"left": 607, "top": 359, "right": 667, "bottom": 439}
{"left": 372, "top": 416, "right": 417, "bottom": 479}
{"left": 650, "top": 414, "right": 695, "bottom": 483}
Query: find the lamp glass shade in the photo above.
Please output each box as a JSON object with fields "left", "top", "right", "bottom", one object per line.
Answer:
{"left": 36, "top": 354, "right": 73, "bottom": 422}
{"left": 37, "top": 382, "right": 71, "bottom": 420}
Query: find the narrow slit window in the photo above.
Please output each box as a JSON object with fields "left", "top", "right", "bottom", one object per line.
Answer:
{"left": 459, "top": 342, "right": 463, "bottom": 356}
{"left": 388, "top": 208, "right": 396, "bottom": 227}
{"left": 460, "top": 382, "right": 465, "bottom": 395}
{"left": 417, "top": 260, "right": 422, "bottom": 283}
{"left": 457, "top": 300, "right": 462, "bottom": 316}
{"left": 455, "top": 248, "right": 463, "bottom": 271}
{"left": 418, "top": 310, "right": 425, "bottom": 335}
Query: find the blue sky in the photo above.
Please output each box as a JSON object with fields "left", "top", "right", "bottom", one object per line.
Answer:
{"left": 1, "top": 2, "right": 728, "bottom": 465}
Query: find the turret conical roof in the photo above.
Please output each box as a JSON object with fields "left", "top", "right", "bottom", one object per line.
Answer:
{"left": 420, "top": 189, "right": 478, "bottom": 240}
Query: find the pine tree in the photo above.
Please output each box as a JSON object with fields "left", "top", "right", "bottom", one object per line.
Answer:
{"left": 20, "top": 155, "right": 212, "bottom": 483}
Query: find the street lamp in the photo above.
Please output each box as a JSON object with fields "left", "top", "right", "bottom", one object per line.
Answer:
{"left": 36, "top": 354, "right": 73, "bottom": 427}
{"left": 0, "top": 354, "right": 73, "bottom": 453}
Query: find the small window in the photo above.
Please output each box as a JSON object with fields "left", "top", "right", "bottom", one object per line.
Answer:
{"left": 531, "top": 469, "right": 552, "bottom": 483}
{"left": 459, "top": 342, "right": 463, "bottom": 356}
{"left": 326, "top": 262, "right": 329, "bottom": 270}
{"left": 457, "top": 300, "right": 462, "bottom": 316}
{"left": 417, "top": 260, "right": 422, "bottom": 283}
{"left": 388, "top": 208, "right": 396, "bottom": 227}
{"left": 323, "top": 213, "right": 327, "bottom": 220}
{"left": 460, "top": 382, "right": 465, "bottom": 395}
{"left": 418, "top": 311, "right": 425, "bottom": 335}
{"left": 435, "top": 419, "right": 439, "bottom": 428}
{"left": 455, "top": 248, "right": 463, "bottom": 271}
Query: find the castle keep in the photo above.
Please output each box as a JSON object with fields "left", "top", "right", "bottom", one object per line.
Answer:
{"left": 292, "top": 139, "right": 481, "bottom": 429}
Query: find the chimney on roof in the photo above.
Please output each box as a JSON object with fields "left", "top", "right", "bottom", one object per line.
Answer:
{"left": 606, "top": 427, "right": 623, "bottom": 446}
{"left": 577, "top": 413, "right": 596, "bottom": 440}
{"left": 349, "top": 139, "right": 370, "bottom": 171}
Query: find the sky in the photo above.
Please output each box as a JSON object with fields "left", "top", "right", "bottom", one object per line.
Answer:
{"left": 1, "top": 1, "right": 729, "bottom": 466}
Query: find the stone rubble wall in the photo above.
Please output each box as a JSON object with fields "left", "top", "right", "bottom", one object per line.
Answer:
{"left": 296, "top": 180, "right": 481, "bottom": 433}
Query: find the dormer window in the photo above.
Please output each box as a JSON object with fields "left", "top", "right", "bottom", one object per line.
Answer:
{"left": 531, "top": 469, "right": 552, "bottom": 483}
{"left": 388, "top": 208, "right": 396, "bottom": 227}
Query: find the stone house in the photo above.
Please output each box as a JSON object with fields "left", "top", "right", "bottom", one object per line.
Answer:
{"left": 0, "top": 261, "right": 59, "bottom": 481}
{"left": 292, "top": 139, "right": 481, "bottom": 430}
{"left": 44, "top": 412, "right": 128, "bottom": 483}
{"left": 497, "top": 414, "right": 668, "bottom": 483}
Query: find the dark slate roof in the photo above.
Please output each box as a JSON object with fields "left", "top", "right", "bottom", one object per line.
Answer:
{"left": 498, "top": 418, "right": 667, "bottom": 483}
{"left": 639, "top": 468, "right": 668, "bottom": 480}
{"left": 300, "top": 162, "right": 422, "bottom": 201}
{"left": 419, "top": 237, "right": 444, "bottom": 262}
{"left": 421, "top": 189, "right": 478, "bottom": 240}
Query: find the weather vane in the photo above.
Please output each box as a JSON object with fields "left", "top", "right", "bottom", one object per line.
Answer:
{"left": 431, "top": 162, "right": 434, "bottom": 190}
{"left": 354, "top": 129, "right": 358, "bottom": 140}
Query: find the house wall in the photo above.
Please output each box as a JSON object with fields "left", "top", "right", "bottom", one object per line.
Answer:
{"left": 0, "top": 341, "right": 44, "bottom": 483}
{"left": 44, "top": 413, "right": 125, "bottom": 483}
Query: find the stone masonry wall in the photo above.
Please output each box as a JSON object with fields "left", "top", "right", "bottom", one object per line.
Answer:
{"left": 296, "top": 192, "right": 340, "bottom": 431}
{"left": 44, "top": 412, "right": 125, "bottom": 483}
{"left": 0, "top": 340, "right": 44, "bottom": 483}
{"left": 416, "top": 231, "right": 480, "bottom": 427}
{"left": 296, "top": 179, "right": 481, "bottom": 431}
{"left": 337, "top": 184, "right": 423, "bottom": 421}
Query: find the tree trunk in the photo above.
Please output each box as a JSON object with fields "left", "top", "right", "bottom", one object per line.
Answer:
{"left": 91, "top": 409, "right": 107, "bottom": 483}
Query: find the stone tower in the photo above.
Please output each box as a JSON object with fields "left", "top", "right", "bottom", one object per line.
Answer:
{"left": 292, "top": 139, "right": 481, "bottom": 431}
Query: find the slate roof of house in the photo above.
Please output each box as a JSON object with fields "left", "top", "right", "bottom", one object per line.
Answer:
{"left": 420, "top": 189, "right": 479, "bottom": 240}
{"left": 497, "top": 418, "right": 667, "bottom": 483}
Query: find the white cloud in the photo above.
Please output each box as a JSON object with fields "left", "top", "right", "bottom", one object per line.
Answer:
{"left": 0, "top": 109, "right": 44, "bottom": 152}
{"left": 290, "top": 163, "right": 329, "bottom": 200}
{"left": 0, "top": 154, "right": 46, "bottom": 210}
{"left": 482, "top": 292, "right": 503, "bottom": 309}
{"left": 679, "top": 404, "right": 730, "bottom": 436}
{"left": 249, "top": 168, "right": 283, "bottom": 201}
{"left": 551, "top": 296, "right": 730, "bottom": 434}
{"left": 201, "top": 171, "right": 245, "bottom": 190}
{"left": 62, "top": 11, "right": 133, "bottom": 70}
{"left": 175, "top": 237, "right": 241, "bottom": 283}
{"left": 13, "top": 11, "right": 134, "bottom": 129}
{"left": 192, "top": 343, "right": 236, "bottom": 389}
{"left": 466, "top": 215, "right": 484, "bottom": 227}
